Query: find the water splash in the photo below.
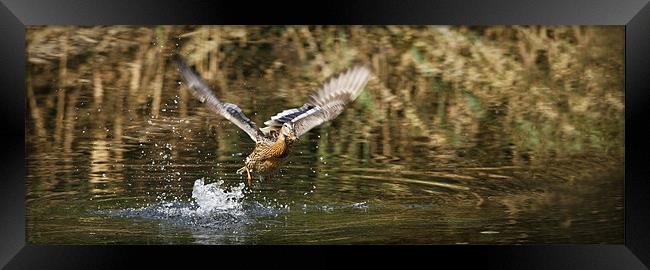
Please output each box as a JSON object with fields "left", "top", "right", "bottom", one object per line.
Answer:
{"left": 108, "top": 178, "right": 250, "bottom": 228}
{"left": 192, "top": 178, "right": 245, "bottom": 215}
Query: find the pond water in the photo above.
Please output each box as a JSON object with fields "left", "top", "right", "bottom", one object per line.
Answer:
{"left": 26, "top": 26, "right": 624, "bottom": 244}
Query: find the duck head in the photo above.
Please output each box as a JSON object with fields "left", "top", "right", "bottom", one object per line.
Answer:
{"left": 280, "top": 122, "right": 298, "bottom": 145}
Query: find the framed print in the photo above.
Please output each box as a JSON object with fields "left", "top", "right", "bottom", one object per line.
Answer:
{"left": 1, "top": 0, "right": 649, "bottom": 269}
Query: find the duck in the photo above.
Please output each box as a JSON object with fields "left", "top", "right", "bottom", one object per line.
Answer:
{"left": 175, "top": 57, "right": 371, "bottom": 185}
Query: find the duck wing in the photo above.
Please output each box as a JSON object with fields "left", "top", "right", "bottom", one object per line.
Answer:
{"left": 262, "top": 66, "right": 371, "bottom": 137}
{"left": 175, "top": 57, "right": 265, "bottom": 142}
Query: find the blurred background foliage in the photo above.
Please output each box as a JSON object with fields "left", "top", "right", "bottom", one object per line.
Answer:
{"left": 27, "top": 26, "right": 624, "bottom": 166}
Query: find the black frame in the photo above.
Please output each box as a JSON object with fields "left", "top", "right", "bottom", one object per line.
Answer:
{"left": 1, "top": 0, "right": 649, "bottom": 269}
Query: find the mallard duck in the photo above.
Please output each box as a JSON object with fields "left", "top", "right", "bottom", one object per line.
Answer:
{"left": 175, "top": 57, "right": 370, "bottom": 185}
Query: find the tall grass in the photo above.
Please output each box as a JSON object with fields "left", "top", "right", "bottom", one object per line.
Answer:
{"left": 26, "top": 26, "right": 624, "bottom": 167}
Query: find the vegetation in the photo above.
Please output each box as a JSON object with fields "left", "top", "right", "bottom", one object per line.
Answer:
{"left": 26, "top": 26, "right": 624, "bottom": 168}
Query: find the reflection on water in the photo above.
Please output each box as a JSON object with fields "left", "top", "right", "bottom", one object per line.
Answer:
{"left": 26, "top": 26, "right": 623, "bottom": 244}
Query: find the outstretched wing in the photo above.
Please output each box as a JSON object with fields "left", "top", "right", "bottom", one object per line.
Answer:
{"left": 261, "top": 104, "right": 315, "bottom": 135}
{"left": 175, "top": 57, "right": 265, "bottom": 142}
{"left": 262, "top": 66, "right": 371, "bottom": 137}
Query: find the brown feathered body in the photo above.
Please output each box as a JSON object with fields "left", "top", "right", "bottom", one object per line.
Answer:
{"left": 241, "top": 134, "right": 293, "bottom": 179}
{"left": 175, "top": 57, "right": 370, "bottom": 184}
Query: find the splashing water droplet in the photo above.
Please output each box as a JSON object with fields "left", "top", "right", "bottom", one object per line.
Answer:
{"left": 192, "top": 178, "right": 245, "bottom": 215}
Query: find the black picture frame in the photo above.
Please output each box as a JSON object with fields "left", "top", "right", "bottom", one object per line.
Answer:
{"left": 1, "top": 0, "right": 649, "bottom": 269}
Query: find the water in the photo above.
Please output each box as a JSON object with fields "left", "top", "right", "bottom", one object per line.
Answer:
{"left": 26, "top": 26, "right": 624, "bottom": 244}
